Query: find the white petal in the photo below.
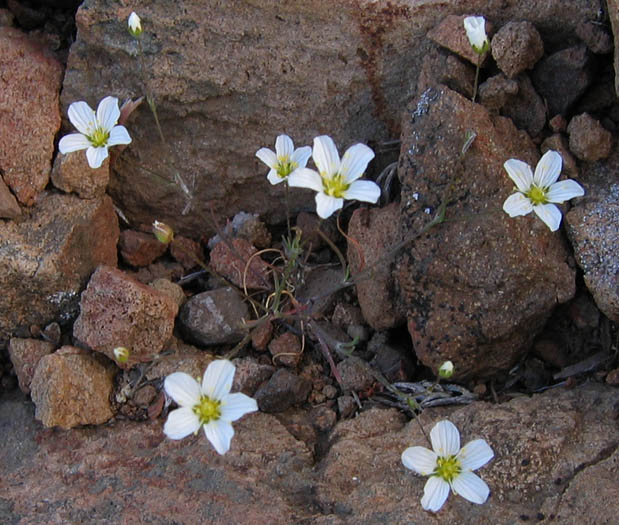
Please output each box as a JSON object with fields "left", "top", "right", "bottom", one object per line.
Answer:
{"left": 463, "top": 16, "right": 487, "bottom": 50}
{"left": 163, "top": 407, "right": 201, "bottom": 439}
{"left": 275, "top": 134, "right": 294, "bottom": 159}
{"left": 96, "top": 96, "right": 121, "bottom": 132}
{"left": 503, "top": 192, "right": 533, "bottom": 217}
{"left": 312, "top": 135, "right": 340, "bottom": 177}
{"left": 67, "top": 101, "right": 97, "bottom": 135}
{"left": 86, "top": 146, "right": 109, "bottom": 169}
{"left": 256, "top": 147, "right": 277, "bottom": 169}
{"left": 202, "top": 359, "right": 235, "bottom": 400}
{"left": 344, "top": 180, "right": 381, "bottom": 203}
{"left": 533, "top": 203, "right": 562, "bottom": 232}
{"left": 315, "top": 192, "right": 343, "bottom": 219}
{"left": 451, "top": 471, "right": 490, "bottom": 505}
{"left": 401, "top": 446, "right": 438, "bottom": 475}
{"left": 290, "top": 146, "right": 312, "bottom": 169}
{"left": 220, "top": 392, "right": 258, "bottom": 422}
{"left": 421, "top": 476, "right": 450, "bottom": 512}
{"left": 430, "top": 420, "right": 460, "bottom": 457}
{"left": 164, "top": 372, "right": 201, "bottom": 407}
{"left": 457, "top": 439, "right": 494, "bottom": 471}
{"left": 267, "top": 169, "right": 285, "bottom": 185}
{"left": 546, "top": 179, "right": 585, "bottom": 203}
{"left": 340, "top": 143, "right": 375, "bottom": 183}
{"left": 287, "top": 168, "right": 324, "bottom": 192}
{"left": 534, "top": 150, "right": 562, "bottom": 188}
{"left": 107, "top": 125, "right": 132, "bottom": 146}
{"left": 203, "top": 419, "right": 234, "bottom": 455}
{"left": 58, "top": 133, "right": 91, "bottom": 154}
{"left": 503, "top": 159, "right": 533, "bottom": 193}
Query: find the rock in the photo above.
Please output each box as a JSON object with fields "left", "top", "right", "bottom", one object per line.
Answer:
{"left": 209, "top": 238, "right": 270, "bottom": 290}
{"left": 531, "top": 45, "right": 593, "bottom": 116}
{"left": 606, "top": 368, "right": 619, "bottom": 385}
{"left": 178, "top": 287, "right": 249, "bottom": 346}
{"left": 0, "top": 27, "right": 63, "bottom": 205}
{"left": 609, "top": 0, "right": 619, "bottom": 95}
{"left": 336, "top": 356, "right": 374, "bottom": 392}
{"left": 73, "top": 266, "right": 179, "bottom": 367}
{"left": 50, "top": 152, "right": 110, "bottom": 199}
{"left": 294, "top": 211, "right": 338, "bottom": 250}
{"left": 427, "top": 14, "right": 492, "bottom": 66}
{"left": 416, "top": 46, "right": 475, "bottom": 99}
{"left": 269, "top": 332, "right": 303, "bottom": 368}
{"left": 396, "top": 86, "right": 575, "bottom": 379}
{"left": 234, "top": 213, "right": 272, "bottom": 249}
{"left": 0, "top": 176, "right": 20, "bottom": 219}
{"left": 149, "top": 278, "right": 186, "bottom": 307}
{"left": 491, "top": 21, "right": 544, "bottom": 78}
{"left": 30, "top": 346, "right": 115, "bottom": 429}
{"left": 119, "top": 229, "right": 168, "bottom": 267}
{"left": 0, "top": 8, "right": 15, "bottom": 27}
{"left": 566, "top": 293, "right": 600, "bottom": 329}
{"left": 368, "top": 332, "right": 416, "bottom": 382}
{"left": 144, "top": 342, "right": 214, "bottom": 381}
{"left": 251, "top": 318, "right": 273, "bottom": 352}
{"left": 565, "top": 155, "right": 619, "bottom": 322}
{"left": 576, "top": 20, "right": 613, "bottom": 54}
{"left": 478, "top": 73, "right": 519, "bottom": 112}
{"left": 230, "top": 356, "right": 275, "bottom": 396}
{"left": 310, "top": 406, "right": 337, "bottom": 433}
{"left": 254, "top": 368, "right": 312, "bottom": 412}
{"left": 62, "top": 0, "right": 600, "bottom": 236}
{"left": 337, "top": 394, "right": 357, "bottom": 418}
{"left": 0, "top": 193, "right": 119, "bottom": 344}
{"left": 567, "top": 113, "right": 613, "bottom": 161}
{"left": 540, "top": 134, "right": 579, "bottom": 179}
{"left": 7, "top": 338, "right": 55, "bottom": 394}
{"left": 533, "top": 339, "right": 569, "bottom": 369}
{"left": 501, "top": 73, "right": 547, "bottom": 138}
{"left": 549, "top": 114, "right": 568, "bottom": 133}
{"left": 169, "top": 235, "right": 203, "bottom": 270}
{"left": 296, "top": 268, "right": 344, "bottom": 317}
{"left": 331, "top": 303, "right": 365, "bottom": 329}
{"left": 347, "top": 203, "right": 404, "bottom": 330}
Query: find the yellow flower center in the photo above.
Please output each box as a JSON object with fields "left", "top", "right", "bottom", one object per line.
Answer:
{"left": 322, "top": 173, "right": 350, "bottom": 198}
{"left": 193, "top": 395, "right": 222, "bottom": 424}
{"left": 276, "top": 157, "right": 298, "bottom": 179}
{"left": 88, "top": 127, "right": 110, "bottom": 148}
{"left": 434, "top": 455, "right": 462, "bottom": 483}
{"left": 525, "top": 185, "right": 548, "bottom": 206}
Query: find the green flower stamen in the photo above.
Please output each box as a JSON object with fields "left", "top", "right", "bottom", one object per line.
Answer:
{"left": 88, "top": 127, "right": 110, "bottom": 148}
{"left": 322, "top": 173, "right": 350, "bottom": 198}
{"left": 525, "top": 185, "right": 548, "bottom": 205}
{"left": 276, "top": 158, "right": 298, "bottom": 179}
{"left": 434, "top": 455, "right": 462, "bottom": 483}
{"left": 193, "top": 395, "right": 222, "bottom": 424}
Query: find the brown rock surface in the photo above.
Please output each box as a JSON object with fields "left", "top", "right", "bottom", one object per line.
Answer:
{"left": 51, "top": 152, "right": 110, "bottom": 199}
{"left": 491, "top": 21, "right": 544, "bottom": 78}
{"left": 567, "top": 112, "right": 613, "bottom": 161}
{"left": 7, "top": 337, "right": 55, "bottom": 394}
{"left": 0, "top": 27, "right": 63, "bottom": 205}
{"left": 0, "top": 193, "right": 119, "bottom": 343}
{"left": 501, "top": 73, "right": 547, "bottom": 138}
{"left": 269, "top": 331, "right": 303, "bottom": 368}
{"left": 540, "top": 133, "right": 579, "bottom": 179}
{"left": 478, "top": 73, "right": 519, "bottom": 112}
{"left": 210, "top": 237, "right": 270, "bottom": 290}
{"left": 396, "top": 86, "right": 575, "bottom": 379}
{"left": 73, "top": 266, "right": 179, "bottom": 367}
{"left": 119, "top": 229, "right": 168, "bottom": 267}
{"left": 0, "top": 176, "right": 20, "bottom": 219}
{"left": 417, "top": 46, "right": 475, "bottom": 99}
{"left": 29, "top": 346, "right": 115, "bottom": 429}
{"left": 427, "top": 14, "right": 492, "bottom": 66}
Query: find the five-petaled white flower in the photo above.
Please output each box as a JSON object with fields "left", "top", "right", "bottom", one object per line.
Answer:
{"left": 256, "top": 135, "right": 312, "bottom": 185}
{"left": 464, "top": 16, "right": 490, "bottom": 54}
{"left": 502, "top": 150, "right": 584, "bottom": 232}
{"left": 401, "top": 420, "right": 494, "bottom": 513}
{"left": 58, "top": 96, "right": 132, "bottom": 169}
{"left": 163, "top": 359, "right": 258, "bottom": 455}
{"left": 128, "top": 12, "right": 142, "bottom": 37}
{"left": 287, "top": 135, "right": 380, "bottom": 219}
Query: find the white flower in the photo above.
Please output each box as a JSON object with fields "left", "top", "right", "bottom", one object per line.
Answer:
{"left": 438, "top": 360, "right": 454, "bottom": 378}
{"left": 163, "top": 360, "right": 258, "bottom": 455}
{"left": 128, "top": 12, "right": 142, "bottom": 37}
{"left": 502, "top": 150, "right": 584, "bottom": 232}
{"left": 464, "top": 16, "right": 490, "bottom": 54}
{"left": 288, "top": 135, "right": 380, "bottom": 219}
{"left": 58, "top": 96, "right": 132, "bottom": 169}
{"left": 256, "top": 135, "right": 312, "bottom": 185}
{"left": 402, "top": 420, "right": 494, "bottom": 513}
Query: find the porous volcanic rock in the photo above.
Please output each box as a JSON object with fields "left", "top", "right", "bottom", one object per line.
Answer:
{"left": 0, "top": 194, "right": 119, "bottom": 344}
{"left": 491, "top": 21, "right": 544, "bottom": 78}
{"left": 7, "top": 337, "right": 55, "bottom": 394}
{"left": 395, "top": 85, "right": 575, "bottom": 379}
{"left": 567, "top": 112, "right": 613, "bottom": 161}
{"left": 51, "top": 152, "right": 110, "bottom": 199}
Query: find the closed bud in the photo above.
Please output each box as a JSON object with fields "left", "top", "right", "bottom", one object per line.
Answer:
{"left": 152, "top": 220, "right": 174, "bottom": 244}
{"left": 113, "top": 346, "right": 130, "bottom": 364}
{"left": 438, "top": 360, "right": 454, "bottom": 379}
{"left": 128, "top": 12, "right": 143, "bottom": 38}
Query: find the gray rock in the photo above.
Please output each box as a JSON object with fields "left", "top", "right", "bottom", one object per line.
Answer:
{"left": 178, "top": 287, "right": 249, "bottom": 346}
{"left": 501, "top": 73, "right": 547, "bottom": 138}
{"left": 478, "top": 73, "right": 519, "bottom": 112}
{"left": 254, "top": 368, "right": 312, "bottom": 412}
{"left": 576, "top": 19, "right": 613, "bottom": 54}
{"left": 491, "top": 21, "right": 544, "bottom": 78}
{"left": 336, "top": 356, "right": 375, "bottom": 392}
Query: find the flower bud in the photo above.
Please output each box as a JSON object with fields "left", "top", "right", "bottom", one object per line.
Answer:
{"left": 463, "top": 16, "right": 490, "bottom": 55}
{"left": 438, "top": 360, "right": 454, "bottom": 379}
{"left": 152, "top": 220, "right": 174, "bottom": 244}
{"left": 113, "top": 346, "right": 130, "bottom": 364}
{"left": 128, "top": 12, "right": 143, "bottom": 38}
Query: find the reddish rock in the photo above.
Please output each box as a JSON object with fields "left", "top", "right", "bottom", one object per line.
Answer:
{"left": 427, "top": 14, "right": 492, "bottom": 66}
{"left": 149, "top": 278, "right": 185, "bottom": 307}
{"left": 549, "top": 114, "right": 568, "bottom": 133}
{"left": 144, "top": 341, "right": 214, "bottom": 381}
{"left": 417, "top": 46, "right": 475, "bottom": 99}
{"left": 478, "top": 74, "right": 519, "bottom": 112}
{"left": 230, "top": 356, "right": 275, "bottom": 396}
{"left": 348, "top": 202, "right": 404, "bottom": 330}
{"left": 567, "top": 113, "right": 613, "bottom": 161}
{"left": 30, "top": 346, "right": 115, "bottom": 429}
{"left": 7, "top": 337, "right": 55, "bottom": 394}
{"left": 210, "top": 238, "right": 270, "bottom": 290}
{"left": 170, "top": 235, "right": 203, "bottom": 269}
{"left": 0, "top": 175, "right": 20, "bottom": 219}
{"left": 119, "top": 229, "right": 168, "bottom": 267}
{"left": 269, "top": 331, "right": 302, "bottom": 368}
{"left": 0, "top": 193, "right": 119, "bottom": 343}
{"left": 51, "top": 152, "right": 110, "bottom": 199}
{"left": 251, "top": 318, "right": 273, "bottom": 352}
{"left": 73, "top": 266, "right": 179, "bottom": 367}
{"left": 254, "top": 368, "right": 311, "bottom": 413}
{"left": 396, "top": 86, "right": 575, "bottom": 379}
{"left": 491, "top": 21, "right": 544, "bottom": 78}
{"left": 0, "top": 27, "right": 63, "bottom": 205}
{"left": 501, "top": 73, "right": 547, "bottom": 138}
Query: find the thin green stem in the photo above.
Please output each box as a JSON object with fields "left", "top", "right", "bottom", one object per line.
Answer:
{"left": 472, "top": 54, "right": 481, "bottom": 103}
